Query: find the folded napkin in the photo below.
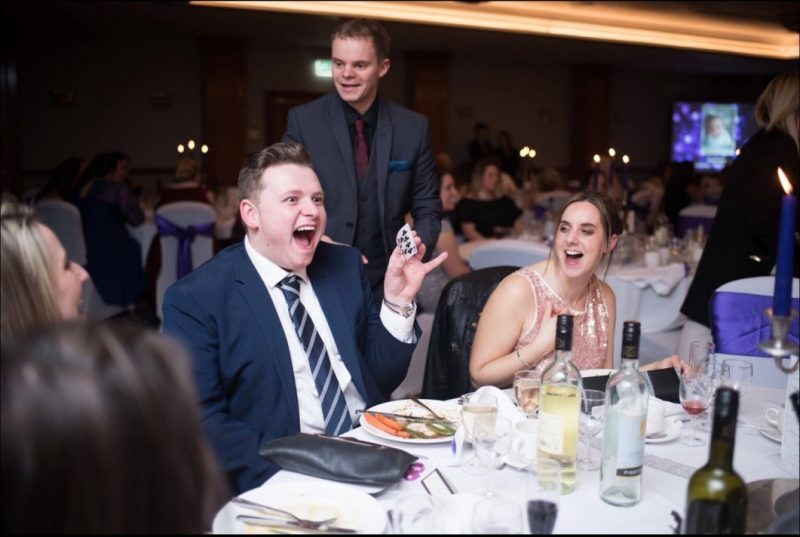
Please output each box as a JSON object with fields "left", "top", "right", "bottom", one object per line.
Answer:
{"left": 259, "top": 433, "right": 418, "bottom": 487}
{"left": 650, "top": 396, "right": 683, "bottom": 417}
{"left": 612, "top": 263, "right": 686, "bottom": 295}
{"left": 474, "top": 385, "right": 526, "bottom": 425}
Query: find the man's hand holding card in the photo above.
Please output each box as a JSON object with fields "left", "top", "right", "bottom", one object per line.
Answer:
{"left": 384, "top": 223, "right": 448, "bottom": 306}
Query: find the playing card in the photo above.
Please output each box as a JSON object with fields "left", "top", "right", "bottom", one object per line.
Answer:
{"left": 395, "top": 223, "right": 418, "bottom": 259}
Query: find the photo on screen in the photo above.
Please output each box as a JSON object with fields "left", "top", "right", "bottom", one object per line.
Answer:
{"left": 700, "top": 104, "right": 737, "bottom": 156}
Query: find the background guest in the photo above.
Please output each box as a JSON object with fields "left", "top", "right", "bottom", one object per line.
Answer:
{"left": 468, "top": 121, "right": 494, "bottom": 163}
{"left": 455, "top": 157, "right": 522, "bottom": 241}
{"left": 1, "top": 321, "right": 228, "bottom": 533}
{"left": 157, "top": 157, "right": 215, "bottom": 208}
{"left": 416, "top": 171, "right": 471, "bottom": 313}
{"left": 679, "top": 70, "right": 800, "bottom": 358}
{"left": 1, "top": 202, "right": 89, "bottom": 340}
{"left": 77, "top": 151, "right": 145, "bottom": 309}
{"left": 495, "top": 129, "right": 521, "bottom": 185}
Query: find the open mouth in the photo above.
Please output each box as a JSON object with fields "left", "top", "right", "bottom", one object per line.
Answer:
{"left": 564, "top": 249, "right": 583, "bottom": 262}
{"left": 293, "top": 225, "right": 316, "bottom": 248}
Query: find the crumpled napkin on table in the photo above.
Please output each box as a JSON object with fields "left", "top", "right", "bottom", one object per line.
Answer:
{"left": 474, "top": 385, "right": 526, "bottom": 425}
{"left": 613, "top": 263, "right": 686, "bottom": 295}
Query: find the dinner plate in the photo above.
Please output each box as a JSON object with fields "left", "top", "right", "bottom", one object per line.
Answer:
{"left": 645, "top": 416, "right": 682, "bottom": 444}
{"left": 360, "top": 398, "right": 461, "bottom": 444}
{"left": 212, "top": 480, "right": 386, "bottom": 534}
{"left": 759, "top": 423, "right": 782, "bottom": 443}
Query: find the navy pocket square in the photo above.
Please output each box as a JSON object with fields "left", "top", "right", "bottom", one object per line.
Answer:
{"left": 388, "top": 160, "right": 412, "bottom": 173}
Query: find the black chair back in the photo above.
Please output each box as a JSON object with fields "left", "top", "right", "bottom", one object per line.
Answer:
{"left": 421, "top": 266, "right": 517, "bottom": 400}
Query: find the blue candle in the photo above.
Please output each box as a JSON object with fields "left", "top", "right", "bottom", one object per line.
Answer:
{"left": 773, "top": 167, "right": 796, "bottom": 317}
{"left": 592, "top": 154, "right": 600, "bottom": 190}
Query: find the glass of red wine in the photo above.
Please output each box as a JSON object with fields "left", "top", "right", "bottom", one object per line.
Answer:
{"left": 525, "top": 459, "right": 561, "bottom": 534}
{"left": 679, "top": 372, "right": 713, "bottom": 447}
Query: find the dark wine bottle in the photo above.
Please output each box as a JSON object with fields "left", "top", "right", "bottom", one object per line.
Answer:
{"left": 683, "top": 387, "right": 747, "bottom": 534}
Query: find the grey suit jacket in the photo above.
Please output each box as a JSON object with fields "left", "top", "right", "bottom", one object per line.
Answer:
{"left": 283, "top": 92, "right": 441, "bottom": 262}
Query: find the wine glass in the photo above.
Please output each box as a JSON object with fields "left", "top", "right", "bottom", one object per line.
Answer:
{"left": 473, "top": 416, "right": 512, "bottom": 495}
{"left": 461, "top": 392, "right": 498, "bottom": 475}
{"left": 679, "top": 372, "right": 713, "bottom": 447}
{"left": 577, "top": 389, "right": 605, "bottom": 471}
{"left": 720, "top": 359, "right": 753, "bottom": 395}
{"left": 688, "top": 340, "right": 715, "bottom": 376}
{"left": 525, "top": 459, "right": 561, "bottom": 534}
{"left": 514, "top": 370, "right": 541, "bottom": 418}
{"left": 472, "top": 496, "right": 523, "bottom": 534}
{"left": 700, "top": 362, "right": 725, "bottom": 433}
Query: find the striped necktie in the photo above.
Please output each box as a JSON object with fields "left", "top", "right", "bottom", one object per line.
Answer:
{"left": 279, "top": 274, "right": 352, "bottom": 436}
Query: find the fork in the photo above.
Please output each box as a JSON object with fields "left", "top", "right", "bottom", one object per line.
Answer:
{"left": 232, "top": 496, "right": 338, "bottom": 529}
{"left": 411, "top": 397, "right": 444, "bottom": 419}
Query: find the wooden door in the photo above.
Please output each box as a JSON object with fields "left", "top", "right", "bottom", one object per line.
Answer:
{"left": 265, "top": 91, "right": 324, "bottom": 145}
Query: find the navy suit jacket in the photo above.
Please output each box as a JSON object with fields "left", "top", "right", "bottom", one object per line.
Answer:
{"left": 282, "top": 92, "right": 442, "bottom": 262}
{"left": 162, "top": 241, "right": 416, "bottom": 493}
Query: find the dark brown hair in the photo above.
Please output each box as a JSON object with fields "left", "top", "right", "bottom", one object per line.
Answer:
{"left": 238, "top": 141, "right": 314, "bottom": 202}
{"left": 1, "top": 321, "right": 228, "bottom": 533}
{"left": 331, "top": 18, "right": 391, "bottom": 61}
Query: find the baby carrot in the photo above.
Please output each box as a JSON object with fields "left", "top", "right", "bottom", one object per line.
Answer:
{"left": 365, "top": 412, "right": 410, "bottom": 438}
{"left": 374, "top": 413, "right": 404, "bottom": 431}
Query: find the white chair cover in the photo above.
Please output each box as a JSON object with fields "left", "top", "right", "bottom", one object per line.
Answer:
{"left": 677, "top": 203, "right": 717, "bottom": 236}
{"left": 155, "top": 201, "right": 216, "bottom": 320}
{"left": 469, "top": 238, "right": 550, "bottom": 270}
{"left": 35, "top": 200, "right": 86, "bottom": 265}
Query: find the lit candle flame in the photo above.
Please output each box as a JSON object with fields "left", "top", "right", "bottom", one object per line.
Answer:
{"left": 622, "top": 155, "right": 630, "bottom": 164}
{"left": 529, "top": 149, "right": 536, "bottom": 158}
{"left": 520, "top": 146, "right": 530, "bottom": 157}
{"left": 187, "top": 139, "right": 196, "bottom": 150}
{"left": 608, "top": 148, "right": 616, "bottom": 157}
{"left": 593, "top": 154, "right": 601, "bottom": 164}
{"left": 778, "top": 167, "right": 793, "bottom": 195}
{"left": 201, "top": 144, "right": 209, "bottom": 154}
{"left": 177, "top": 144, "right": 185, "bottom": 153}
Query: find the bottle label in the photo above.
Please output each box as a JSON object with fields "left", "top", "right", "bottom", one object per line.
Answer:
{"left": 615, "top": 413, "right": 645, "bottom": 477}
{"left": 538, "top": 411, "right": 565, "bottom": 455}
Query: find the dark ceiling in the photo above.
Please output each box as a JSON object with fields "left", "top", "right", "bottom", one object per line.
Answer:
{"left": 10, "top": 1, "right": 799, "bottom": 75}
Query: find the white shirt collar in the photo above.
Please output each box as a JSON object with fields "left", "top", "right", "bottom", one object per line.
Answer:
{"left": 244, "top": 235, "right": 309, "bottom": 289}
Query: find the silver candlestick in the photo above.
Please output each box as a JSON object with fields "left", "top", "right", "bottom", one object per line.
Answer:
{"left": 759, "top": 310, "right": 799, "bottom": 373}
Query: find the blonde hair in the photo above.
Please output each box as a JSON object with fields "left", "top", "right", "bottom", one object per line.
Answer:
{"left": 0, "top": 203, "right": 60, "bottom": 339}
{"left": 755, "top": 71, "right": 799, "bottom": 153}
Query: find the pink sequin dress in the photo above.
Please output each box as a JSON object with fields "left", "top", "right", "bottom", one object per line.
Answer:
{"left": 513, "top": 266, "right": 610, "bottom": 376}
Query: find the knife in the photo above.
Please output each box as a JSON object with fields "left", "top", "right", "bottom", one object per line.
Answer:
{"left": 356, "top": 409, "right": 456, "bottom": 425}
{"left": 236, "top": 514, "right": 358, "bottom": 534}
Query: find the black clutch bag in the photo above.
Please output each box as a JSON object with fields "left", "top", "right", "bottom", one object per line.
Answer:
{"left": 582, "top": 367, "right": 681, "bottom": 403}
{"left": 259, "top": 433, "right": 418, "bottom": 487}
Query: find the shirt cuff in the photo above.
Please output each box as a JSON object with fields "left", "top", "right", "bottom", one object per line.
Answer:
{"left": 380, "top": 302, "right": 417, "bottom": 343}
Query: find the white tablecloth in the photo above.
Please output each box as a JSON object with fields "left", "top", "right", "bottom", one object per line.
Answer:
{"left": 226, "top": 386, "right": 793, "bottom": 534}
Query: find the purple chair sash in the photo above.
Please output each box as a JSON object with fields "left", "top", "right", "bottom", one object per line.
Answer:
{"left": 677, "top": 215, "right": 714, "bottom": 238}
{"left": 710, "top": 291, "right": 799, "bottom": 357}
{"left": 155, "top": 214, "right": 215, "bottom": 279}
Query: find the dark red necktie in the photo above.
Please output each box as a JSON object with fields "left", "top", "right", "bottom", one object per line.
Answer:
{"left": 354, "top": 118, "right": 369, "bottom": 178}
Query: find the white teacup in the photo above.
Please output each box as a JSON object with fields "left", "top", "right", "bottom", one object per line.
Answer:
{"left": 646, "top": 399, "right": 666, "bottom": 435}
{"left": 509, "top": 419, "right": 538, "bottom": 467}
{"left": 765, "top": 407, "right": 783, "bottom": 433}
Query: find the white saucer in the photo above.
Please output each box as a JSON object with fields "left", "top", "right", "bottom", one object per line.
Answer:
{"left": 759, "top": 423, "right": 782, "bottom": 443}
{"left": 645, "top": 416, "right": 682, "bottom": 443}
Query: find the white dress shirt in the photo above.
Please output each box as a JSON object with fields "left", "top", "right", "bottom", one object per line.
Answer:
{"left": 244, "top": 236, "right": 415, "bottom": 433}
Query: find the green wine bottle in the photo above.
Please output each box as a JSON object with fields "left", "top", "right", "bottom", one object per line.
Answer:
{"left": 683, "top": 387, "right": 747, "bottom": 534}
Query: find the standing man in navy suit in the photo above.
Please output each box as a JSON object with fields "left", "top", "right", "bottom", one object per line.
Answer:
{"left": 283, "top": 18, "right": 442, "bottom": 300}
{"left": 162, "top": 142, "right": 446, "bottom": 494}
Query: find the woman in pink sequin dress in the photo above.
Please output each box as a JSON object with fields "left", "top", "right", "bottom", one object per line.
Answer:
{"left": 470, "top": 191, "right": 681, "bottom": 388}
